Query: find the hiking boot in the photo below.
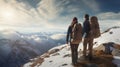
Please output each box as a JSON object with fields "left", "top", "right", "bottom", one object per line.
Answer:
{"left": 88, "top": 55, "right": 93, "bottom": 61}
{"left": 72, "top": 62, "right": 78, "bottom": 66}
{"left": 82, "top": 55, "right": 88, "bottom": 58}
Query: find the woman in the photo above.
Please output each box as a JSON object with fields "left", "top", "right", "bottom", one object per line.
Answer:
{"left": 66, "top": 17, "right": 78, "bottom": 65}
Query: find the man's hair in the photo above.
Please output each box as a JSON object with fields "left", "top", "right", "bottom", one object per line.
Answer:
{"left": 85, "top": 14, "right": 89, "bottom": 20}
{"left": 85, "top": 14, "right": 89, "bottom": 18}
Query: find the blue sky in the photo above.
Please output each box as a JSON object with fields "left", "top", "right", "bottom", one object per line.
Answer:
{"left": 0, "top": 0, "right": 120, "bottom": 33}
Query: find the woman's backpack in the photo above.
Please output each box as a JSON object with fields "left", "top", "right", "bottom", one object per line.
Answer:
{"left": 71, "top": 23, "right": 82, "bottom": 44}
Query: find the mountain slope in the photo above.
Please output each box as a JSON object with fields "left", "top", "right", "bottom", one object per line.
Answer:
{"left": 24, "top": 27, "right": 120, "bottom": 67}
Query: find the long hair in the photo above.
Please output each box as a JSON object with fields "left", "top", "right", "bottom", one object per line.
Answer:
{"left": 70, "top": 17, "right": 78, "bottom": 27}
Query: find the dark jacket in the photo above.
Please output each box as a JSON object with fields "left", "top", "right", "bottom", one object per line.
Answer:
{"left": 82, "top": 20, "right": 91, "bottom": 38}
{"left": 66, "top": 26, "right": 72, "bottom": 42}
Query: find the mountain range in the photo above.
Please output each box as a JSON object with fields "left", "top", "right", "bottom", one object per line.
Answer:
{"left": 0, "top": 30, "right": 66, "bottom": 67}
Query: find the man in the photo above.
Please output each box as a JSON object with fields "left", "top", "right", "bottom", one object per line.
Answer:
{"left": 82, "top": 14, "right": 93, "bottom": 60}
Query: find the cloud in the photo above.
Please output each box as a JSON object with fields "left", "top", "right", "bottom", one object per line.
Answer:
{"left": 82, "top": 0, "right": 100, "bottom": 12}
{"left": 97, "top": 12, "right": 120, "bottom": 20}
{"left": 99, "top": 20, "right": 120, "bottom": 31}
{"left": 45, "top": 0, "right": 100, "bottom": 29}
{"left": 53, "top": 0, "right": 100, "bottom": 16}
{"left": 0, "top": 0, "right": 66, "bottom": 32}
{"left": 37, "top": 0, "right": 60, "bottom": 19}
{"left": 16, "top": 0, "right": 41, "bottom": 8}
{"left": 0, "top": 0, "right": 112, "bottom": 32}
{"left": 95, "top": 12, "right": 120, "bottom": 31}
{"left": 0, "top": 0, "right": 46, "bottom": 28}
{"left": 50, "top": 34, "right": 66, "bottom": 40}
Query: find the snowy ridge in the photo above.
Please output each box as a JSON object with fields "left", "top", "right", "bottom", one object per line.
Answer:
{"left": 24, "top": 44, "right": 72, "bottom": 67}
{"left": 24, "top": 27, "right": 120, "bottom": 67}
{"left": 94, "top": 27, "right": 120, "bottom": 48}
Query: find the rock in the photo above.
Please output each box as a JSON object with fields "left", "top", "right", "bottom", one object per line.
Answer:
{"left": 98, "top": 63, "right": 106, "bottom": 67}
{"left": 49, "top": 60, "right": 53, "bottom": 63}
{"left": 41, "top": 53, "right": 50, "bottom": 58}
{"left": 84, "top": 63, "right": 98, "bottom": 67}
{"left": 112, "top": 49, "right": 120, "bottom": 56}
{"left": 52, "top": 53, "right": 60, "bottom": 56}
{"left": 30, "top": 57, "right": 44, "bottom": 67}
{"left": 94, "top": 50, "right": 105, "bottom": 56}
{"left": 109, "top": 31, "right": 113, "bottom": 34}
{"left": 78, "top": 55, "right": 117, "bottom": 67}
{"left": 94, "top": 44, "right": 105, "bottom": 51}
{"left": 49, "top": 49, "right": 60, "bottom": 54}
{"left": 61, "top": 63, "right": 68, "bottom": 66}
{"left": 63, "top": 54, "right": 71, "bottom": 58}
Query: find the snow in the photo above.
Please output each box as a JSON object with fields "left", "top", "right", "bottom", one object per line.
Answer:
{"left": 94, "top": 28, "right": 120, "bottom": 48}
{"left": 23, "top": 43, "right": 83, "bottom": 67}
{"left": 94, "top": 28, "right": 120, "bottom": 67}
{"left": 48, "top": 44, "right": 67, "bottom": 51}
{"left": 23, "top": 62, "right": 33, "bottom": 67}
{"left": 37, "top": 45, "right": 73, "bottom": 67}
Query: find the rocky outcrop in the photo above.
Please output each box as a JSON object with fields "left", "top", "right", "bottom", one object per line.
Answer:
{"left": 94, "top": 44, "right": 105, "bottom": 51}
{"left": 112, "top": 49, "right": 120, "bottom": 56}
{"left": 48, "top": 49, "right": 60, "bottom": 55}
{"left": 30, "top": 57, "right": 44, "bottom": 67}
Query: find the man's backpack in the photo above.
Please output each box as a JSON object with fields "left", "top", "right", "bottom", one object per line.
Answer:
{"left": 71, "top": 23, "right": 82, "bottom": 44}
{"left": 90, "top": 16, "right": 101, "bottom": 38}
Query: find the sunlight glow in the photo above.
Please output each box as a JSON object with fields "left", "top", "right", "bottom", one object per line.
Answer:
{"left": 0, "top": 7, "right": 15, "bottom": 20}
{"left": 2, "top": 10, "right": 14, "bottom": 20}
{"left": 4, "top": 11, "right": 13, "bottom": 18}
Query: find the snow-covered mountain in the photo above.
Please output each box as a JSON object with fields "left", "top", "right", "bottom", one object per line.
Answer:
{"left": 0, "top": 30, "right": 66, "bottom": 67}
{"left": 24, "top": 27, "right": 120, "bottom": 67}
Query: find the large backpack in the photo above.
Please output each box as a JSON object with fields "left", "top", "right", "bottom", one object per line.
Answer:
{"left": 71, "top": 23, "right": 82, "bottom": 44}
{"left": 90, "top": 16, "right": 101, "bottom": 38}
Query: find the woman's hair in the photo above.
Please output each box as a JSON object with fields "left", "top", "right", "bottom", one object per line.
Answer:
{"left": 73, "top": 17, "right": 78, "bottom": 21}
{"left": 71, "top": 17, "right": 78, "bottom": 26}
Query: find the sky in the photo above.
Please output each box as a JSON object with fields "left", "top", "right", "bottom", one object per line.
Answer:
{"left": 0, "top": 0, "right": 120, "bottom": 33}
